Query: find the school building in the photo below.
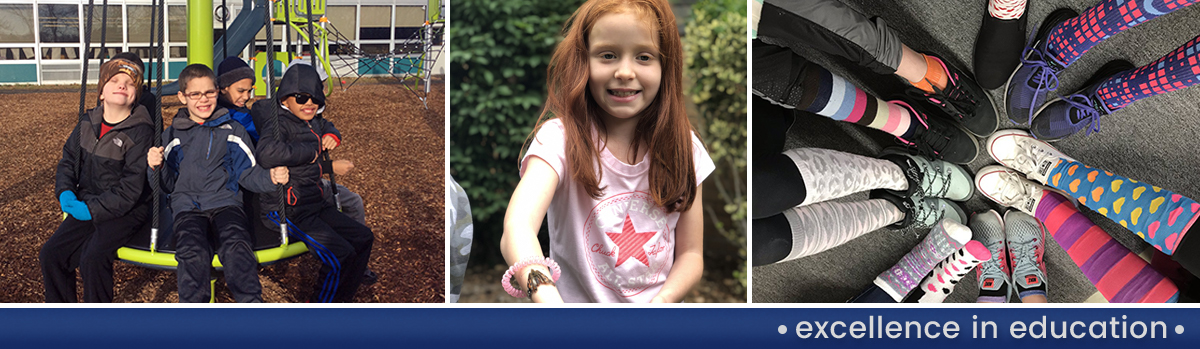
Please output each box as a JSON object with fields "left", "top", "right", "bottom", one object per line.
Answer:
{"left": 0, "top": 0, "right": 445, "bottom": 85}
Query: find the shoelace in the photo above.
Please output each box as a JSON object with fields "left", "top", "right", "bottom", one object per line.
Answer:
{"left": 908, "top": 78, "right": 978, "bottom": 120}
{"left": 1020, "top": 44, "right": 1063, "bottom": 122}
{"left": 977, "top": 242, "right": 1007, "bottom": 287}
{"left": 914, "top": 161, "right": 953, "bottom": 199}
{"left": 1010, "top": 235, "right": 1042, "bottom": 283}
{"left": 912, "top": 121, "right": 953, "bottom": 158}
{"left": 909, "top": 198, "right": 946, "bottom": 229}
{"left": 1060, "top": 93, "right": 1104, "bottom": 136}
{"left": 1001, "top": 139, "right": 1061, "bottom": 176}
{"left": 997, "top": 171, "right": 1039, "bottom": 207}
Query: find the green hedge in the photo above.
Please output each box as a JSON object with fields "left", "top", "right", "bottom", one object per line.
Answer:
{"left": 449, "top": 0, "right": 586, "bottom": 239}
{"left": 684, "top": 0, "right": 747, "bottom": 291}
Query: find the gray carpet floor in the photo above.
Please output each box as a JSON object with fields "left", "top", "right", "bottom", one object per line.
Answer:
{"left": 751, "top": 0, "right": 1200, "bottom": 303}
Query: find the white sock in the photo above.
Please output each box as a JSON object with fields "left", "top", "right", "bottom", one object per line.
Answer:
{"left": 988, "top": 0, "right": 1027, "bottom": 19}
{"left": 914, "top": 240, "right": 992, "bottom": 303}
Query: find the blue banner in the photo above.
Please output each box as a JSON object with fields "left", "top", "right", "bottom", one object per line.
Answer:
{"left": 0, "top": 308, "right": 1196, "bottom": 348}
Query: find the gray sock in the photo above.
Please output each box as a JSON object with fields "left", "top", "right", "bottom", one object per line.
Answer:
{"left": 786, "top": 148, "right": 908, "bottom": 207}
{"left": 778, "top": 199, "right": 904, "bottom": 262}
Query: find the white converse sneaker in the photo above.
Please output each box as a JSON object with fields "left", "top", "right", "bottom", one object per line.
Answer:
{"left": 975, "top": 165, "right": 1048, "bottom": 215}
{"left": 984, "top": 129, "right": 1074, "bottom": 184}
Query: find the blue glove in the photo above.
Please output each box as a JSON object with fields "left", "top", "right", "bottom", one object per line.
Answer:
{"left": 59, "top": 191, "right": 92, "bottom": 221}
{"left": 58, "top": 191, "right": 76, "bottom": 213}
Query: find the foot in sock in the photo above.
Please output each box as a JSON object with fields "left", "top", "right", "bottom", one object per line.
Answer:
{"left": 891, "top": 99, "right": 980, "bottom": 164}
{"left": 1004, "top": 8, "right": 1078, "bottom": 124}
{"left": 874, "top": 218, "right": 973, "bottom": 301}
{"left": 869, "top": 189, "right": 968, "bottom": 229}
{"left": 878, "top": 147, "right": 974, "bottom": 201}
{"left": 909, "top": 240, "right": 992, "bottom": 303}
{"left": 1045, "top": 159, "right": 1200, "bottom": 255}
{"left": 974, "top": 0, "right": 1027, "bottom": 89}
{"left": 1030, "top": 60, "right": 1135, "bottom": 141}
{"left": 972, "top": 210, "right": 1012, "bottom": 303}
{"left": 906, "top": 53, "right": 999, "bottom": 137}
{"left": 1006, "top": 210, "right": 1048, "bottom": 301}
{"left": 1036, "top": 191, "right": 1180, "bottom": 303}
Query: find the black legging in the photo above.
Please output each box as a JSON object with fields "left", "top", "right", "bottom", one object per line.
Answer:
{"left": 751, "top": 88, "right": 809, "bottom": 267}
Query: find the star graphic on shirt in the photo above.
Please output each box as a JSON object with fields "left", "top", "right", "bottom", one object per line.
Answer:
{"left": 605, "top": 214, "right": 656, "bottom": 267}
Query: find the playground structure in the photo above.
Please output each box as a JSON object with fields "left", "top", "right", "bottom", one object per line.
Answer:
{"left": 75, "top": 0, "right": 443, "bottom": 299}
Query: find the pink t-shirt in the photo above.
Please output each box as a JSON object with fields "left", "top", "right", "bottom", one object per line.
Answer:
{"left": 520, "top": 119, "right": 715, "bottom": 303}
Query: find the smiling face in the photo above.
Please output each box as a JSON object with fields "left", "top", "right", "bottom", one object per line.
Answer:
{"left": 101, "top": 73, "right": 137, "bottom": 109}
{"left": 283, "top": 94, "right": 319, "bottom": 121}
{"left": 178, "top": 77, "right": 219, "bottom": 120}
{"left": 221, "top": 79, "right": 255, "bottom": 108}
{"left": 587, "top": 12, "right": 662, "bottom": 121}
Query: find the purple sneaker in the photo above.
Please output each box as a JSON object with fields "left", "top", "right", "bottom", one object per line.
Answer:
{"left": 1029, "top": 60, "right": 1135, "bottom": 141}
{"left": 1003, "top": 8, "right": 1077, "bottom": 124}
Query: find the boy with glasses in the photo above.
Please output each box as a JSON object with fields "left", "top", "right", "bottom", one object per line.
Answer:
{"left": 147, "top": 64, "right": 288, "bottom": 302}
{"left": 252, "top": 63, "right": 375, "bottom": 303}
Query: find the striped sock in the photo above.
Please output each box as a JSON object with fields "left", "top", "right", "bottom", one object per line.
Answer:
{"left": 1046, "top": 160, "right": 1200, "bottom": 255}
{"left": 1095, "top": 35, "right": 1200, "bottom": 110}
{"left": 796, "top": 63, "right": 917, "bottom": 138}
{"left": 1035, "top": 191, "right": 1180, "bottom": 302}
{"left": 988, "top": 0, "right": 1027, "bottom": 19}
{"left": 1047, "top": 0, "right": 1200, "bottom": 66}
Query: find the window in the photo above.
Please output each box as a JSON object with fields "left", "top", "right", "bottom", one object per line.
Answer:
{"left": 88, "top": 46, "right": 121, "bottom": 60}
{"left": 39, "top": 4, "right": 80, "bottom": 43}
{"left": 168, "top": 5, "right": 186, "bottom": 43}
{"left": 359, "top": 6, "right": 390, "bottom": 40}
{"left": 360, "top": 44, "right": 388, "bottom": 55}
{"left": 127, "top": 5, "right": 155, "bottom": 43}
{"left": 0, "top": 4, "right": 36, "bottom": 44}
{"left": 254, "top": 24, "right": 287, "bottom": 41}
{"left": 170, "top": 46, "right": 187, "bottom": 59}
{"left": 87, "top": 5, "right": 123, "bottom": 44}
{"left": 326, "top": 6, "right": 356, "bottom": 40}
{"left": 0, "top": 47, "right": 35, "bottom": 60}
{"left": 42, "top": 46, "right": 80, "bottom": 60}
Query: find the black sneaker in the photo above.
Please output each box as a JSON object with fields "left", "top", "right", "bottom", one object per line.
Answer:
{"left": 974, "top": 7, "right": 1027, "bottom": 89}
{"left": 906, "top": 54, "right": 999, "bottom": 137}
{"left": 890, "top": 99, "right": 980, "bottom": 165}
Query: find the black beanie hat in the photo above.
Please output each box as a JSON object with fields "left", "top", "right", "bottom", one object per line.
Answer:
{"left": 217, "top": 56, "right": 255, "bottom": 88}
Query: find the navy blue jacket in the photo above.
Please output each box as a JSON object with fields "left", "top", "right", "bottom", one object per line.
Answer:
{"left": 156, "top": 108, "right": 276, "bottom": 216}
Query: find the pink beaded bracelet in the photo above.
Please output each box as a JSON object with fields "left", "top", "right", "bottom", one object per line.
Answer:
{"left": 501, "top": 257, "right": 562, "bottom": 298}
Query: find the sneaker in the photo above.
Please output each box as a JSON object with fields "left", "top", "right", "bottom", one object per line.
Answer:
{"left": 1005, "top": 210, "right": 1048, "bottom": 298}
{"left": 1003, "top": 8, "right": 1079, "bottom": 124}
{"left": 879, "top": 147, "right": 975, "bottom": 201}
{"left": 974, "top": 165, "right": 1047, "bottom": 215}
{"left": 869, "top": 189, "right": 968, "bottom": 229}
{"left": 974, "top": 7, "right": 1027, "bottom": 90}
{"left": 971, "top": 210, "right": 1011, "bottom": 303}
{"left": 984, "top": 129, "right": 1074, "bottom": 184}
{"left": 906, "top": 54, "right": 999, "bottom": 137}
{"left": 1029, "top": 60, "right": 1136, "bottom": 141}
{"left": 891, "top": 99, "right": 980, "bottom": 164}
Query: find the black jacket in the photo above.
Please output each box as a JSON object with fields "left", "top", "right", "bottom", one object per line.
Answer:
{"left": 157, "top": 108, "right": 276, "bottom": 215}
{"left": 251, "top": 66, "right": 340, "bottom": 210}
{"left": 55, "top": 105, "right": 155, "bottom": 222}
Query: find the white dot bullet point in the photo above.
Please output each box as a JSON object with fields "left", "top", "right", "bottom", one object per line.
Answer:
{"left": 1176, "top": 325, "right": 1184, "bottom": 335}
{"left": 778, "top": 325, "right": 787, "bottom": 334}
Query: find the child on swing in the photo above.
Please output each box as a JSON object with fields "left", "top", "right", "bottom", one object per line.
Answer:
{"left": 41, "top": 58, "right": 155, "bottom": 302}
{"left": 500, "top": 0, "right": 715, "bottom": 303}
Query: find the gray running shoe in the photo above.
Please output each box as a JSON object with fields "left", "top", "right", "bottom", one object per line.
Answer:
{"left": 971, "top": 210, "right": 1011, "bottom": 303}
{"left": 1005, "top": 210, "right": 1048, "bottom": 298}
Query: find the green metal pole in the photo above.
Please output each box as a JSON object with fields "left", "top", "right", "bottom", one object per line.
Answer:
{"left": 188, "top": 0, "right": 214, "bottom": 67}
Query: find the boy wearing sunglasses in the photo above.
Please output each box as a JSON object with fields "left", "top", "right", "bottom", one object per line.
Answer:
{"left": 253, "top": 63, "right": 375, "bottom": 303}
{"left": 147, "top": 64, "right": 288, "bottom": 302}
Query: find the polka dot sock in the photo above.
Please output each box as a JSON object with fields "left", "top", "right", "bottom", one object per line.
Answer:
{"left": 1045, "top": 160, "right": 1200, "bottom": 255}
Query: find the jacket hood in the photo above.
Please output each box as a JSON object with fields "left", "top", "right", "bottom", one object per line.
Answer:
{"left": 88, "top": 104, "right": 153, "bottom": 131}
{"left": 172, "top": 107, "right": 232, "bottom": 130}
{"left": 276, "top": 63, "right": 326, "bottom": 108}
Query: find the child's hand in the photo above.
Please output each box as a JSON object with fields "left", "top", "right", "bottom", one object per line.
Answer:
{"left": 322, "top": 135, "right": 338, "bottom": 151}
{"left": 270, "top": 166, "right": 289, "bottom": 185}
{"left": 332, "top": 160, "right": 354, "bottom": 176}
{"left": 146, "top": 146, "right": 164, "bottom": 169}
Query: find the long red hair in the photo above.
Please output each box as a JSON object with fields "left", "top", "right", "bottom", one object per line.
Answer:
{"left": 525, "top": 0, "right": 698, "bottom": 213}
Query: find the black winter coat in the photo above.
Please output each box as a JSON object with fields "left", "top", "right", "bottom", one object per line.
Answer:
{"left": 55, "top": 105, "right": 155, "bottom": 222}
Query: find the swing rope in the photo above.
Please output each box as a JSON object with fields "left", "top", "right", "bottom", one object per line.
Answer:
{"left": 266, "top": 0, "right": 288, "bottom": 247}
{"left": 149, "top": 0, "right": 166, "bottom": 254}
{"left": 304, "top": 0, "right": 340, "bottom": 211}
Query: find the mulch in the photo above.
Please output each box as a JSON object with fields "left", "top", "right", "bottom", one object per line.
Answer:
{"left": 0, "top": 81, "right": 445, "bottom": 303}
